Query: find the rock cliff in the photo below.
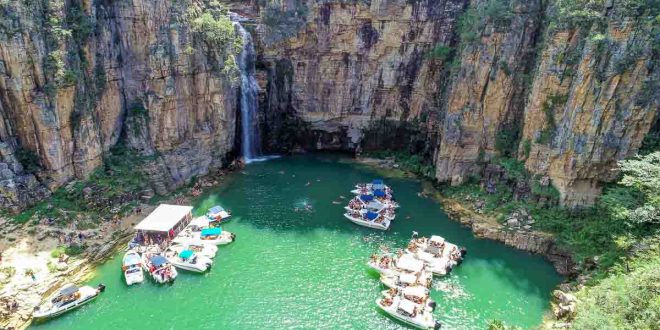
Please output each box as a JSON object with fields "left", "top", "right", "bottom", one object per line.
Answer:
{"left": 0, "top": 0, "right": 240, "bottom": 211}
{"left": 0, "top": 0, "right": 657, "bottom": 211}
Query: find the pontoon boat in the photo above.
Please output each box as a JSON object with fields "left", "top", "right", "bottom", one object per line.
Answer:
{"left": 33, "top": 283, "right": 105, "bottom": 320}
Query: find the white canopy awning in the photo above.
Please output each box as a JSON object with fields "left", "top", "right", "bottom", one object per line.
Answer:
{"left": 399, "top": 273, "right": 417, "bottom": 285}
{"left": 398, "top": 299, "right": 417, "bottom": 315}
{"left": 430, "top": 235, "right": 445, "bottom": 244}
{"left": 134, "top": 204, "right": 193, "bottom": 232}
{"left": 403, "top": 286, "right": 427, "bottom": 298}
{"left": 396, "top": 255, "right": 425, "bottom": 273}
{"left": 190, "top": 216, "right": 210, "bottom": 228}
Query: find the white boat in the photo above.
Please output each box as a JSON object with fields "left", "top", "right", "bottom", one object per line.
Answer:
{"left": 380, "top": 272, "right": 432, "bottom": 290}
{"left": 122, "top": 250, "right": 144, "bottom": 286}
{"left": 169, "top": 241, "right": 218, "bottom": 259}
{"left": 407, "top": 235, "right": 466, "bottom": 274}
{"left": 376, "top": 295, "right": 440, "bottom": 329}
{"left": 207, "top": 205, "right": 231, "bottom": 223}
{"left": 345, "top": 198, "right": 396, "bottom": 220}
{"left": 368, "top": 254, "right": 426, "bottom": 277}
{"left": 164, "top": 248, "right": 213, "bottom": 273}
{"left": 381, "top": 286, "right": 436, "bottom": 311}
{"left": 142, "top": 253, "right": 178, "bottom": 284}
{"left": 33, "top": 283, "right": 105, "bottom": 320}
{"left": 344, "top": 211, "right": 390, "bottom": 230}
{"left": 174, "top": 217, "right": 236, "bottom": 246}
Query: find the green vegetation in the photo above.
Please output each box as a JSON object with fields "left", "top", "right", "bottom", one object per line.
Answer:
{"left": 12, "top": 144, "right": 150, "bottom": 224}
{"left": 487, "top": 320, "right": 523, "bottom": 330}
{"left": 427, "top": 44, "right": 454, "bottom": 61}
{"left": 441, "top": 150, "right": 660, "bottom": 327}
{"left": 457, "top": 0, "right": 513, "bottom": 47}
{"left": 15, "top": 147, "right": 41, "bottom": 173}
{"left": 537, "top": 94, "right": 567, "bottom": 145}
{"left": 571, "top": 244, "right": 660, "bottom": 329}
{"left": 50, "top": 246, "right": 66, "bottom": 258}
{"left": 187, "top": 2, "right": 244, "bottom": 85}
{"left": 363, "top": 150, "right": 436, "bottom": 179}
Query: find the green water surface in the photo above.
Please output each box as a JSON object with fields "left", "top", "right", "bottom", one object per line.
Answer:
{"left": 32, "top": 155, "right": 561, "bottom": 329}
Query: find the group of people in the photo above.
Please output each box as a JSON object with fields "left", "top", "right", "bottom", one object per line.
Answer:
{"left": 371, "top": 254, "right": 392, "bottom": 269}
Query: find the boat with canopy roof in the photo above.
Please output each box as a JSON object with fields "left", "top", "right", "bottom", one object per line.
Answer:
{"left": 367, "top": 254, "right": 432, "bottom": 281}
{"left": 164, "top": 248, "right": 213, "bottom": 273}
{"left": 380, "top": 271, "right": 432, "bottom": 290}
{"left": 381, "top": 286, "right": 436, "bottom": 311}
{"left": 122, "top": 250, "right": 144, "bottom": 286}
{"left": 207, "top": 205, "right": 232, "bottom": 223}
{"left": 345, "top": 195, "right": 396, "bottom": 220}
{"left": 141, "top": 252, "right": 178, "bottom": 284}
{"left": 407, "top": 235, "right": 466, "bottom": 275}
{"left": 376, "top": 295, "right": 440, "bottom": 329}
{"left": 33, "top": 283, "right": 105, "bottom": 320}
{"left": 344, "top": 210, "right": 391, "bottom": 230}
{"left": 168, "top": 241, "right": 218, "bottom": 259}
{"left": 174, "top": 217, "right": 235, "bottom": 245}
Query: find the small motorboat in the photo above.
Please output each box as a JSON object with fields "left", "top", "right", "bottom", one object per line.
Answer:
{"left": 381, "top": 286, "right": 436, "bottom": 311}
{"left": 165, "top": 248, "right": 213, "bottom": 273}
{"left": 169, "top": 241, "right": 218, "bottom": 259}
{"left": 376, "top": 295, "right": 440, "bottom": 329}
{"left": 142, "top": 254, "right": 178, "bottom": 284}
{"left": 207, "top": 205, "right": 231, "bottom": 223}
{"left": 33, "top": 283, "right": 105, "bottom": 320}
{"left": 175, "top": 217, "right": 236, "bottom": 245}
{"left": 122, "top": 250, "right": 144, "bottom": 286}
{"left": 380, "top": 272, "right": 432, "bottom": 290}
{"left": 344, "top": 211, "right": 391, "bottom": 230}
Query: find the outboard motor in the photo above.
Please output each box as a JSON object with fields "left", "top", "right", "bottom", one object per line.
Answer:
{"left": 434, "top": 320, "right": 442, "bottom": 329}
{"left": 428, "top": 300, "right": 437, "bottom": 311}
{"left": 445, "top": 265, "right": 452, "bottom": 274}
{"left": 96, "top": 284, "right": 106, "bottom": 293}
{"left": 231, "top": 233, "right": 237, "bottom": 240}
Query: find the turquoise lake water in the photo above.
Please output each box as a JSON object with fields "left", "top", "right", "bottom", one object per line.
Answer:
{"left": 32, "top": 155, "right": 561, "bottom": 329}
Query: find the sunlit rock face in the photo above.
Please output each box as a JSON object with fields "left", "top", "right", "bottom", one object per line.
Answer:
{"left": 254, "top": 0, "right": 467, "bottom": 152}
{"left": 0, "top": 0, "right": 238, "bottom": 210}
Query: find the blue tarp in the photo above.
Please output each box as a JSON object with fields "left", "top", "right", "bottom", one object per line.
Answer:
{"left": 360, "top": 194, "right": 374, "bottom": 202}
{"left": 373, "top": 189, "right": 386, "bottom": 197}
{"left": 208, "top": 206, "right": 225, "bottom": 214}
{"left": 372, "top": 179, "right": 384, "bottom": 185}
{"left": 179, "top": 250, "right": 193, "bottom": 259}
{"left": 366, "top": 211, "right": 379, "bottom": 220}
{"left": 201, "top": 227, "right": 222, "bottom": 237}
{"left": 150, "top": 255, "right": 168, "bottom": 267}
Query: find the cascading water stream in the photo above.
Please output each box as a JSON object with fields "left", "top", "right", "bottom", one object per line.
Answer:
{"left": 235, "top": 22, "right": 262, "bottom": 163}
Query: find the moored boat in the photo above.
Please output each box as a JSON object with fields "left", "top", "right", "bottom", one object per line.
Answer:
{"left": 142, "top": 253, "right": 178, "bottom": 284}
{"left": 33, "top": 283, "right": 105, "bottom": 320}
{"left": 169, "top": 241, "right": 218, "bottom": 259}
{"left": 207, "top": 205, "right": 232, "bottom": 223}
{"left": 407, "top": 235, "right": 466, "bottom": 274}
{"left": 164, "top": 248, "right": 213, "bottom": 273}
{"left": 175, "top": 217, "right": 236, "bottom": 245}
{"left": 380, "top": 271, "right": 432, "bottom": 290}
{"left": 122, "top": 250, "right": 144, "bottom": 286}
{"left": 344, "top": 210, "right": 391, "bottom": 230}
{"left": 381, "top": 286, "right": 436, "bottom": 311}
{"left": 376, "top": 295, "right": 440, "bottom": 329}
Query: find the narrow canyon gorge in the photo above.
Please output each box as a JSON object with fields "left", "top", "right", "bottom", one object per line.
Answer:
{"left": 0, "top": 0, "right": 656, "bottom": 212}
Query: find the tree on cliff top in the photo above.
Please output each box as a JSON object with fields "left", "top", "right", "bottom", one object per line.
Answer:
{"left": 601, "top": 151, "right": 660, "bottom": 226}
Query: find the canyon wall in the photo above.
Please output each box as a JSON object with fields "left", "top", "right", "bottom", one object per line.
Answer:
{"left": 253, "top": 0, "right": 467, "bottom": 153}
{"left": 255, "top": 0, "right": 657, "bottom": 206}
{"left": 0, "top": 0, "right": 239, "bottom": 212}
{"left": 0, "top": 0, "right": 656, "bottom": 212}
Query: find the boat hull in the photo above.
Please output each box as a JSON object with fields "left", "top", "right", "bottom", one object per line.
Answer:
{"left": 33, "top": 287, "right": 100, "bottom": 320}
{"left": 344, "top": 214, "right": 389, "bottom": 230}
{"left": 376, "top": 299, "right": 437, "bottom": 329}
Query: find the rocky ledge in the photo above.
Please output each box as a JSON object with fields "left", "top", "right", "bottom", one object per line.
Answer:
{"left": 439, "top": 197, "right": 576, "bottom": 276}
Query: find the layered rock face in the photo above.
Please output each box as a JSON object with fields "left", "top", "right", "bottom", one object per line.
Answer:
{"left": 0, "top": 0, "right": 239, "bottom": 210}
{"left": 435, "top": 0, "right": 543, "bottom": 185}
{"left": 519, "top": 18, "right": 657, "bottom": 206}
{"left": 254, "top": 0, "right": 467, "bottom": 151}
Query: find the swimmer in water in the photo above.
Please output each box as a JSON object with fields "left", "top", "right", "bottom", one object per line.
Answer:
{"left": 305, "top": 181, "right": 311, "bottom": 186}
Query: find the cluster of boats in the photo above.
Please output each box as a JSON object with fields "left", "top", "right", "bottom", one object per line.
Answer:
{"left": 344, "top": 179, "right": 399, "bottom": 230}
{"left": 123, "top": 206, "right": 235, "bottom": 285}
{"left": 368, "top": 234, "right": 466, "bottom": 329}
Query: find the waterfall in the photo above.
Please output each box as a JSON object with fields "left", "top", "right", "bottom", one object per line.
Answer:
{"left": 236, "top": 22, "right": 262, "bottom": 162}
